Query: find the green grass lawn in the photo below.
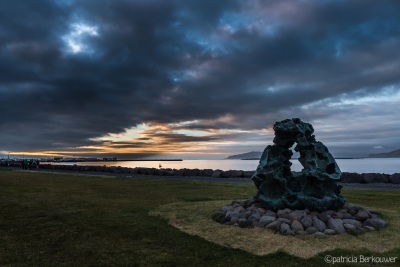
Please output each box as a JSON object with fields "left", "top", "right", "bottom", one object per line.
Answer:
{"left": 0, "top": 169, "right": 399, "bottom": 266}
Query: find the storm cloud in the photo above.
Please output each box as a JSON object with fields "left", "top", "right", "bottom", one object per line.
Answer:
{"left": 1, "top": 0, "right": 400, "bottom": 158}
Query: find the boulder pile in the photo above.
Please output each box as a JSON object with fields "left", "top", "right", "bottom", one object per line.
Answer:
{"left": 212, "top": 199, "right": 388, "bottom": 236}
{"left": 342, "top": 172, "right": 400, "bottom": 184}
{"left": 27, "top": 164, "right": 400, "bottom": 183}
{"left": 37, "top": 164, "right": 255, "bottom": 177}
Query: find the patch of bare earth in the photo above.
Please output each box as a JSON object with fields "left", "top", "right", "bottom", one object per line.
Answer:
{"left": 149, "top": 200, "right": 399, "bottom": 259}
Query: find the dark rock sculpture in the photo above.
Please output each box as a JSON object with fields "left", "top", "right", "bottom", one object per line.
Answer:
{"left": 212, "top": 119, "right": 387, "bottom": 235}
{"left": 251, "top": 118, "right": 346, "bottom": 212}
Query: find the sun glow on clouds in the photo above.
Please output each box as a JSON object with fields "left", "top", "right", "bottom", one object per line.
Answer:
{"left": 91, "top": 122, "right": 212, "bottom": 144}
{"left": 10, "top": 118, "right": 273, "bottom": 159}
{"left": 91, "top": 125, "right": 146, "bottom": 142}
{"left": 84, "top": 120, "right": 273, "bottom": 158}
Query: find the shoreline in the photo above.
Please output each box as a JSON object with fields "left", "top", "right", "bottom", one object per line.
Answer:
{"left": 2, "top": 163, "right": 399, "bottom": 185}
{"left": 2, "top": 167, "right": 400, "bottom": 191}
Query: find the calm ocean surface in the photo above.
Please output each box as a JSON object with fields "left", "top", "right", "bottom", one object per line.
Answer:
{"left": 55, "top": 158, "right": 400, "bottom": 174}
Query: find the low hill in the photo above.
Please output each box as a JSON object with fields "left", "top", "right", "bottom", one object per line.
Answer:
{"left": 226, "top": 151, "right": 262, "bottom": 160}
{"left": 369, "top": 148, "right": 400, "bottom": 158}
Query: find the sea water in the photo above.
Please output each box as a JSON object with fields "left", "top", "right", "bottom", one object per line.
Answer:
{"left": 53, "top": 158, "right": 400, "bottom": 174}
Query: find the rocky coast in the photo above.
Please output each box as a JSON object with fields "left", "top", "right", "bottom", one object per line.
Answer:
{"left": 27, "top": 163, "right": 400, "bottom": 184}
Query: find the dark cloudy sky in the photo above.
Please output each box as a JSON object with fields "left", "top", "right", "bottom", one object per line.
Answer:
{"left": 1, "top": 0, "right": 400, "bottom": 159}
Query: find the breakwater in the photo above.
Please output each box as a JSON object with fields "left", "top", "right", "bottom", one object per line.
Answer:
{"left": 26, "top": 163, "right": 400, "bottom": 184}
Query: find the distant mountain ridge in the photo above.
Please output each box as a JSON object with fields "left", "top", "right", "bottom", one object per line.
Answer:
{"left": 369, "top": 148, "right": 400, "bottom": 158}
{"left": 226, "top": 151, "right": 262, "bottom": 160}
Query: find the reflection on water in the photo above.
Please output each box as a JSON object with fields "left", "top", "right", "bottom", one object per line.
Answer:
{"left": 53, "top": 158, "right": 400, "bottom": 174}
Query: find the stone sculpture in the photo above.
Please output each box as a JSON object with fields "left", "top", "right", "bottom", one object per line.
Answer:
{"left": 251, "top": 118, "right": 346, "bottom": 212}
{"left": 212, "top": 119, "right": 388, "bottom": 235}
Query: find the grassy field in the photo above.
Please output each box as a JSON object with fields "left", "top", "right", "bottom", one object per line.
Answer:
{"left": 0, "top": 169, "right": 399, "bottom": 266}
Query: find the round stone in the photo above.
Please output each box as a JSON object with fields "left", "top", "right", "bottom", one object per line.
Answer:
{"left": 291, "top": 220, "right": 304, "bottom": 232}
{"left": 363, "top": 218, "right": 388, "bottom": 229}
{"left": 234, "top": 206, "right": 246, "bottom": 213}
{"left": 327, "top": 218, "right": 345, "bottom": 234}
{"left": 285, "top": 230, "right": 296, "bottom": 236}
{"left": 226, "top": 211, "right": 240, "bottom": 219}
{"left": 355, "top": 210, "right": 370, "bottom": 221}
{"left": 300, "top": 216, "right": 313, "bottom": 228}
{"left": 230, "top": 216, "right": 239, "bottom": 224}
{"left": 289, "top": 210, "right": 305, "bottom": 221}
{"left": 312, "top": 217, "right": 327, "bottom": 232}
{"left": 342, "top": 219, "right": 362, "bottom": 229}
{"left": 265, "top": 210, "right": 277, "bottom": 217}
{"left": 258, "top": 207, "right": 266, "bottom": 213}
{"left": 277, "top": 210, "right": 291, "bottom": 220}
{"left": 243, "top": 211, "right": 252, "bottom": 219}
{"left": 323, "top": 229, "right": 336, "bottom": 235}
{"left": 363, "top": 226, "right": 375, "bottom": 231}
{"left": 317, "top": 213, "right": 329, "bottom": 223}
{"left": 322, "top": 210, "right": 335, "bottom": 216}
{"left": 332, "top": 212, "right": 344, "bottom": 219}
{"left": 343, "top": 223, "right": 356, "bottom": 230}
{"left": 296, "top": 230, "right": 308, "bottom": 236}
{"left": 342, "top": 213, "right": 355, "bottom": 220}
{"left": 265, "top": 220, "right": 281, "bottom": 231}
{"left": 248, "top": 213, "right": 261, "bottom": 222}
{"left": 312, "top": 232, "right": 325, "bottom": 238}
{"left": 259, "top": 216, "right": 276, "bottom": 227}
{"left": 280, "top": 223, "right": 291, "bottom": 234}
{"left": 305, "top": 226, "right": 318, "bottom": 234}
{"left": 277, "top": 218, "right": 291, "bottom": 224}
{"left": 212, "top": 211, "right": 225, "bottom": 223}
